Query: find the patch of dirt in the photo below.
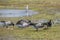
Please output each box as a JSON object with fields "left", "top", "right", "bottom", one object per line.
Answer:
{"left": 0, "top": 35, "right": 17, "bottom": 40}
{"left": 0, "top": 35, "right": 49, "bottom": 40}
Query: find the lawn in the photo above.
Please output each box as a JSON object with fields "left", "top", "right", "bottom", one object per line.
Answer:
{"left": 0, "top": 0, "right": 60, "bottom": 40}
{"left": 0, "top": 24, "right": 60, "bottom": 40}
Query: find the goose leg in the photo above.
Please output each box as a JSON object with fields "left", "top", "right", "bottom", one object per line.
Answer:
{"left": 43, "top": 25, "right": 48, "bottom": 30}
{"left": 6, "top": 26, "right": 8, "bottom": 28}
{"left": 36, "top": 28, "right": 38, "bottom": 32}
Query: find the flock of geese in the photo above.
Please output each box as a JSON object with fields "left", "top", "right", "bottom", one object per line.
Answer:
{"left": 0, "top": 19, "right": 54, "bottom": 31}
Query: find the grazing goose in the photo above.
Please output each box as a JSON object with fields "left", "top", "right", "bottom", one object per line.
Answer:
{"left": 16, "top": 19, "right": 31, "bottom": 28}
{"left": 0, "top": 21, "right": 14, "bottom": 28}
{"left": 29, "top": 19, "right": 53, "bottom": 31}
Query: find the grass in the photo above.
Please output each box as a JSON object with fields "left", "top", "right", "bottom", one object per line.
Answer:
{"left": 0, "top": 13, "right": 60, "bottom": 21}
{"left": 0, "top": 24, "right": 60, "bottom": 40}
{"left": 0, "top": 0, "right": 60, "bottom": 40}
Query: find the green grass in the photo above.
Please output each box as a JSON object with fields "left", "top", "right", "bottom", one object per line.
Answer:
{"left": 0, "top": 24, "right": 60, "bottom": 40}
{"left": 0, "top": 0, "right": 60, "bottom": 40}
